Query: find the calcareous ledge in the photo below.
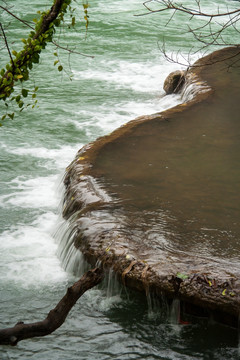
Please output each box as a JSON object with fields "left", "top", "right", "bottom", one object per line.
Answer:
{"left": 63, "top": 46, "right": 240, "bottom": 327}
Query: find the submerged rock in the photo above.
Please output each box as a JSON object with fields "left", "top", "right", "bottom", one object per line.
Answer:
{"left": 163, "top": 70, "right": 185, "bottom": 94}
{"left": 63, "top": 47, "right": 240, "bottom": 327}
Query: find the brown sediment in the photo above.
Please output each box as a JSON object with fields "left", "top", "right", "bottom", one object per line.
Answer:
{"left": 63, "top": 46, "right": 240, "bottom": 326}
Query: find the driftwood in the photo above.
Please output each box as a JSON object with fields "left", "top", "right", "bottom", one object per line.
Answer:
{"left": 0, "top": 268, "right": 103, "bottom": 346}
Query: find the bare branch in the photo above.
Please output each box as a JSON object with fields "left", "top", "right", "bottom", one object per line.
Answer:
{"left": 0, "top": 6, "right": 34, "bottom": 30}
{"left": 0, "top": 22, "right": 14, "bottom": 66}
{"left": 138, "top": 0, "right": 240, "bottom": 19}
{"left": 140, "top": 0, "right": 240, "bottom": 68}
{"left": 52, "top": 40, "right": 95, "bottom": 58}
{"left": 0, "top": 268, "right": 104, "bottom": 346}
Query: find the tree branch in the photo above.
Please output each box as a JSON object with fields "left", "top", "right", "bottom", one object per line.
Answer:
{"left": 0, "top": 6, "right": 35, "bottom": 30}
{"left": 0, "top": 268, "right": 104, "bottom": 346}
{"left": 39, "top": 0, "right": 64, "bottom": 34}
{"left": 52, "top": 40, "right": 95, "bottom": 58}
{"left": 0, "top": 0, "right": 66, "bottom": 99}
{"left": 139, "top": 0, "right": 240, "bottom": 18}
{"left": 139, "top": 0, "right": 240, "bottom": 68}
{"left": 0, "top": 22, "right": 14, "bottom": 66}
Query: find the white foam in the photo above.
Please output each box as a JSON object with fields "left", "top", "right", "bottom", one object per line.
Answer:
{"left": 92, "top": 95, "right": 182, "bottom": 134}
{"left": 73, "top": 59, "right": 184, "bottom": 94}
{"left": 5, "top": 144, "right": 83, "bottom": 171}
{"left": 70, "top": 92, "right": 182, "bottom": 136}
{"left": 0, "top": 175, "right": 59, "bottom": 208}
{"left": 0, "top": 213, "right": 67, "bottom": 288}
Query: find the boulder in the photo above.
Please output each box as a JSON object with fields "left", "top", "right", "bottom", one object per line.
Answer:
{"left": 163, "top": 70, "right": 185, "bottom": 94}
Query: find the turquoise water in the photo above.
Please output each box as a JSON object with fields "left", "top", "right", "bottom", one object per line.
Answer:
{"left": 0, "top": 1, "right": 240, "bottom": 358}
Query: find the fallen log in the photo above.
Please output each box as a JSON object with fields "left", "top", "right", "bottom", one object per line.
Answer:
{"left": 0, "top": 267, "right": 103, "bottom": 346}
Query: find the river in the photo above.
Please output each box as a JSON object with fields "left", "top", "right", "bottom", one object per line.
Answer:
{"left": 0, "top": 0, "right": 239, "bottom": 359}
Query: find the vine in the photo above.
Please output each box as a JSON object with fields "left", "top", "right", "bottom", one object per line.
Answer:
{"left": 83, "top": 1, "right": 89, "bottom": 33}
{"left": 0, "top": 0, "right": 90, "bottom": 124}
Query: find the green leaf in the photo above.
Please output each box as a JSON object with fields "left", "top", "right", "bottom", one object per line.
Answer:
{"left": 54, "top": 19, "right": 61, "bottom": 27}
{"left": 5, "top": 86, "right": 12, "bottom": 93}
{"left": 54, "top": 60, "right": 59, "bottom": 66}
{"left": 22, "top": 89, "right": 29, "bottom": 98}
{"left": 32, "top": 53, "right": 40, "bottom": 64}
{"left": 35, "top": 45, "right": 42, "bottom": 52}
{"left": 8, "top": 113, "right": 14, "bottom": 120}
{"left": 176, "top": 272, "right": 188, "bottom": 280}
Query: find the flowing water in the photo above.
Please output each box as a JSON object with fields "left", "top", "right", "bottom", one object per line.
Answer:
{"left": 0, "top": 0, "right": 240, "bottom": 359}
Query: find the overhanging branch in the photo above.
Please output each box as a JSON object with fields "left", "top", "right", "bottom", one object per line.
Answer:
{"left": 0, "top": 0, "right": 66, "bottom": 98}
{"left": 0, "top": 268, "right": 104, "bottom": 346}
{"left": 0, "top": 6, "right": 35, "bottom": 29}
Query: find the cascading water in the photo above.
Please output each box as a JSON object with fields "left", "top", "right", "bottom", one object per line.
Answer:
{"left": 1, "top": 0, "right": 240, "bottom": 358}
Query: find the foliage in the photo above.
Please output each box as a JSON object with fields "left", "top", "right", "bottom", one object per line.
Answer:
{"left": 0, "top": 0, "right": 90, "bottom": 124}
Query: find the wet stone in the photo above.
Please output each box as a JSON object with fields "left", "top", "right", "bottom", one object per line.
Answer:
{"left": 163, "top": 70, "right": 186, "bottom": 94}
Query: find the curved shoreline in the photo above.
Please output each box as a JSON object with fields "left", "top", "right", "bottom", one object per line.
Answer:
{"left": 63, "top": 47, "right": 240, "bottom": 326}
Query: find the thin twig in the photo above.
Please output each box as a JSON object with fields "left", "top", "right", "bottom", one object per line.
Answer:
{"left": 0, "top": 6, "right": 35, "bottom": 29}
{"left": 137, "top": 1, "right": 240, "bottom": 19}
{"left": 52, "top": 40, "right": 95, "bottom": 58}
{"left": 0, "top": 22, "right": 14, "bottom": 67}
